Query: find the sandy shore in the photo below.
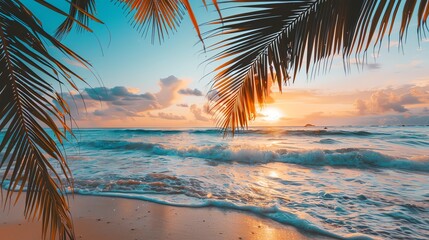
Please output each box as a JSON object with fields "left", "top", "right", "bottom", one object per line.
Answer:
{"left": 0, "top": 192, "right": 330, "bottom": 240}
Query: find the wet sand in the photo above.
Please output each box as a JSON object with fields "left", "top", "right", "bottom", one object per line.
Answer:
{"left": 0, "top": 192, "right": 329, "bottom": 240}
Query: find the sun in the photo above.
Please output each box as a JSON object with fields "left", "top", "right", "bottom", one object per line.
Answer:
{"left": 261, "top": 108, "right": 282, "bottom": 121}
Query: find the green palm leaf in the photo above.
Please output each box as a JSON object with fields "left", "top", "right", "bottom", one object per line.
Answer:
{"left": 0, "top": 0, "right": 89, "bottom": 239}
{"left": 208, "top": 0, "right": 429, "bottom": 134}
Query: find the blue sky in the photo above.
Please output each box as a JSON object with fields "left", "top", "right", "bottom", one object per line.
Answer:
{"left": 24, "top": 1, "right": 429, "bottom": 127}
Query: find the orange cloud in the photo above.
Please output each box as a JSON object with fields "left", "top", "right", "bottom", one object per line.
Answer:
{"left": 58, "top": 75, "right": 188, "bottom": 125}
{"left": 355, "top": 85, "right": 429, "bottom": 115}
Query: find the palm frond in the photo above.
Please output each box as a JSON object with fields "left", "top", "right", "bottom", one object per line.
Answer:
{"left": 0, "top": 0, "right": 89, "bottom": 239}
{"left": 116, "top": 0, "right": 221, "bottom": 43}
{"left": 54, "top": 0, "right": 103, "bottom": 38}
{"left": 207, "top": 0, "right": 429, "bottom": 134}
{"left": 45, "top": 0, "right": 221, "bottom": 43}
{"left": 117, "top": 0, "right": 186, "bottom": 43}
{"left": 33, "top": 0, "right": 102, "bottom": 39}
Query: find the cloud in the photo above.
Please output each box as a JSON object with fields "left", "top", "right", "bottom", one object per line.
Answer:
{"left": 366, "top": 63, "right": 381, "bottom": 70}
{"left": 178, "top": 88, "right": 203, "bottom": 96}
{"left": 202, "top": 103, "right": 211, "bottom": 115}
{"left": 349, "top": 58, "right": 382, "bottom": 70}
{"left": 276, "top": 105, "right": 429, "bottom": 126}
{"left": 148, "top": 112, "right": 186, "bottom": 120}
{"left": 176, "top": 103, "right": 189, "bottom": 108}
{"left": 85, "top": 86, "right": 156, "bottom": 102}
{"left": 190, "top": 104, "right": 210, "bottom": 122}
{"left": 93, "top": 107, "right": 141, "bottom": 117}
{"left": 207, "top": 90, "right": 220, "bottom": 102}
{"left": 250, "top": 83, "right": 429, "bottom": 127}
{"left": 59, "top": 75, "right": 187, "bottom": 120}
{"left": 357, "top": 114, "right": 429, "bottom": 126}
{"left": 355, "top": 91, "right": 408, "bottom": 114}
{"left": 355, "top": 85, "right": 429, "bottom": 115}
{"left": 156, "top": 76, "right": 186, "bottom": 107}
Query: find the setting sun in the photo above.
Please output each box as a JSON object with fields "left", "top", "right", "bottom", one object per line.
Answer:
{"left": 261, "top": 108, "right": 282, "bottom": 121}
{"left": 1, "top": 1, "right": 428, "bottom": 240}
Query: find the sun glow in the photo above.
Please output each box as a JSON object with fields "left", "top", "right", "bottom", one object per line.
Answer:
{"left": 261, "top": 108, "right": 282, "bottom": 121}
{"left": 269, "top": 171, "right": 279, "bottom": 178}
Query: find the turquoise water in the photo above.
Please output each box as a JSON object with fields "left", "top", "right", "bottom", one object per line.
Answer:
{"left": 2, "top": 126, "right": 429, "bottom": 239}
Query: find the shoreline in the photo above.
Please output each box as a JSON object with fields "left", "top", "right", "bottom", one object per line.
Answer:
{"left": 0, "top": 192, "right": 332, "bottom": 240}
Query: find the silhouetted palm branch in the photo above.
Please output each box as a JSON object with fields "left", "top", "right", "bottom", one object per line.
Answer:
{"left": 118, "top": 0, "right": 187, "bottom": 42}
{"left": 0, "top": 0, "right": 89, "bottom": 239}
{"left": 208, "top": 0, "right": 429, "bottom": 134}
{"left": 54, "top": 0, "right": 221, "bottom": 42}
{"left": 116, "top": 0, "right": 221, "bottom": 42}
{"left": 5, "top": 0, "right": 427, "bottom": 239}
{"left": 55, "top": 0, "right": 101, "bottom": 38}
{"left": 33, "top": 0, "right": 101, "bottom": 39}
{"left": 1, "top": 1, "right": 221, "bottom": 239}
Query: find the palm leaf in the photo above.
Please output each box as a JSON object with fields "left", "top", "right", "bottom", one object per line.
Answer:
{"left": 0, "top": 0, "right": 89, "bottom": 239}
{"left": 116, "top": 0, "right": 221, "bottom": 43}
{"left": 33, "top": 0, "right": 102, "bottom": 39}
{"left": 52, "top": 0, "right": 221, "bottom": 43}
{"left": 207, "top": 0, "right": 429, "bottom": 134}
{"left": 117, "top": 0, "right": 186, "bottom": 43}
{"left": 53, "top": 0, "right": 103, "bottom": 38}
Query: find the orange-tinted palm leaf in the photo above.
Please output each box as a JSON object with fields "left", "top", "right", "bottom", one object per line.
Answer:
{"left": 1, "top": 1, "right": 90, "bottom": 239}
{"left": 207, "top": 0, "right": 429, "bottom": 134}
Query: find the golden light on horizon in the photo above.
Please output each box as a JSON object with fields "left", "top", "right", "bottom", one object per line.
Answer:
{"left": 261, "top": 108, "right": 282, "bottom": 121}
{"left": 268, "top": 171, "right": 279, "bottom": 178}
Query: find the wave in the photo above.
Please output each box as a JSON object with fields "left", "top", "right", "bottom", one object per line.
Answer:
{"left": 0, "top": 177, "right": 344, "bottom": 239}
{"left": 111, "top": 129, "right": 220, "bottom": 135}
{"left": 317, "top": 138, "right": 341, "bottom": 144}
{"left": 81, "top": 140, "right": 429, "bottom": 172}
{"left": 401, "top": 140, "right": 429, "bottom": 147}
{"left": 108, "top": 128, "right": 388, "bottom": 137}
{"left": 71, "top": 190, "right": 364, "bottom": 239}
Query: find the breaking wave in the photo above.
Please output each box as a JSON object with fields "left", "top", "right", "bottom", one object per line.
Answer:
{"left": 81, "top": 140, "right": 429, "bottom": 172}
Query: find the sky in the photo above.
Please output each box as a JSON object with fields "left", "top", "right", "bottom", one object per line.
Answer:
{"left": 25, "top": 1, "right": 429, "bottom": 128}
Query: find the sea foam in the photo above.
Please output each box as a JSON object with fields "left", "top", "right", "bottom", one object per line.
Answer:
{"left": 82, "top": 140, "right": 429, "bottom": 172}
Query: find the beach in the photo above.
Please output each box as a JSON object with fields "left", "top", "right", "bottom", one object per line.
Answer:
{"left": 1, "top": 126, "right": 428, "bottom": 239}
{"left": 0, "top": 192, "right": 329, "bottom": 240}
{"left": 2, "top": 0, "right": 429, "bottom": 239}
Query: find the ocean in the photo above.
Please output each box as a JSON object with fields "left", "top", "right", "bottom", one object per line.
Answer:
{"left": 2, "top": 126, "right": 429, "bottom": 239}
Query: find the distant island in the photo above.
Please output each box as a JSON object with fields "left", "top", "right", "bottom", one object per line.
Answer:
{"left": 304, "top": 124, "right": 315, "bottom": 127}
